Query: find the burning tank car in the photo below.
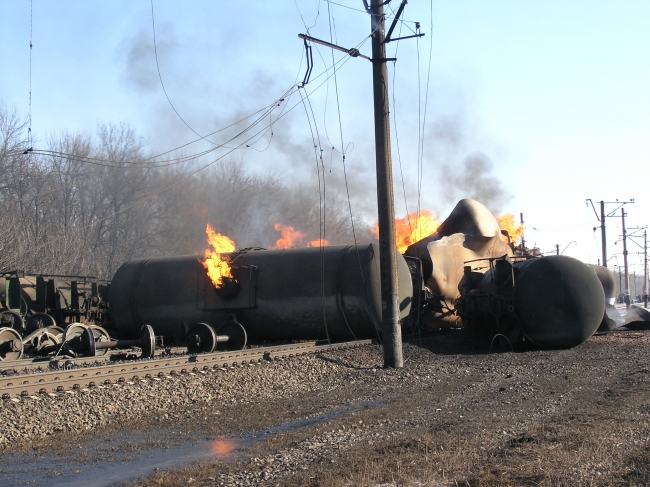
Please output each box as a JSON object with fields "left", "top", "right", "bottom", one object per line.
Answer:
{"left": 108, "top": 243, "right": 413, "bottom": 352}
{"left": 0, "top": 244, "right": 414, "bottom": 360}
{"left": 0, "top": 199, "right": 617, "bottom": 361}
{"left": 404, "top": 199, "right": 607, "bottom": 349}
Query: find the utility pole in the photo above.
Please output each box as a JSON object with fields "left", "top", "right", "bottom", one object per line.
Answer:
{"left": 520, "top": 213, "right": 525, "bottom": 249}
{"left": 627, "top": 227, "right": 648, "bottom": 308}
{"left": 600, "top": 201, "right": 606, "bottom": 268}
{"left": 370, "top": 0, "right": 402, "bottom": 368}
{"left": 298, "top": 1, "right": 423, "bottom": 368}
{"left": 556, "top": 244, "right": 559, "bottom": 255}
{"left": 586, "top": 199, "right": 634, "bottom": 268}
{"left": 622, "top": 208, "right": 630, "bottom": 310}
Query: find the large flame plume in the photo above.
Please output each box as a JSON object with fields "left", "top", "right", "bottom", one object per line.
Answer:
{"left": 372, "top": 210, "right": 442, "bottom": 254}
{"left": 202, "top": 224, "right": 236, "bottom": 288}
{"left": 497, "top": 214, "right": 525, "bottom": 245}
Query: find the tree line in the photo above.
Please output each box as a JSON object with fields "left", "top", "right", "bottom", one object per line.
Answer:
{"left": 0, "top": 106, "right": 371, "bottom": 280}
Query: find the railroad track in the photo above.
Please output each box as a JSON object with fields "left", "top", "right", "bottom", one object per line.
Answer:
{"left": 0, "top": 340, "right": 372, "bottom": 399}
{"left": 0, "top": 346, "right": 190, "bottom": 372}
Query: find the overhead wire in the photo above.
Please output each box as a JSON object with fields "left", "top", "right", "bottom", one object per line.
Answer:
{"left": 298, "top": 86, "right": 331, "bottom": 345}
{"left": 11, "top": 50, "right": 352, "bottom": 168}
{"left": 389, "top": 21, "right": 412, "bottom": 235}
{"left": 150, "top": 0, "right": 216, "bottom": 144}
{"left": 292, "top": 0, "right": 381, "bottom": 346}
{"left": 326, "top": 0, "right": 359, "bottom": 342}
{"left": 417, "top": 0, "right": 434, "bottom": 239}
{"left": 20, "top": 8, "right": 375, "bottom": 268}
{"left": 28, "top": 0, "right": 33, "bottom": 148}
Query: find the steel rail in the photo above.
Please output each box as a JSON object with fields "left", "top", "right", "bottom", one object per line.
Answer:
{"left": 0, "top": 347, "right": 190, "bottom": 372}
{"left": 0, "top": 340, "right": 371, "bottom": 398}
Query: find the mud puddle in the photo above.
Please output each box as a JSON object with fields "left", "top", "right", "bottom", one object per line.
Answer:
{"left": 0, "top": 401, "right": 382, "bottom": 486}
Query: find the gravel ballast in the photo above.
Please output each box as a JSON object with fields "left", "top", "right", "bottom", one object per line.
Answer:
{"left": 1, "top": 329, "right": 650, "bottom": 486}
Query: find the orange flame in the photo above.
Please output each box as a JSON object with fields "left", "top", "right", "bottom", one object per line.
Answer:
{"left": 372, "top": 211, "right": 441, "bottom": 254}
{"left": 496, "top": 214, "right": 524, "bottom": 244}
{"left": 274, "top": 223, "right": 306, "bottom": 249}
{"left": 308, "top": 239, "right": 329, "bottom": 247}
{"left": 201, "top": 224, "right": 236, "bottom": 288}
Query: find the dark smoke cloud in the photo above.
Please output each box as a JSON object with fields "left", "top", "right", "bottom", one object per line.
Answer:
{"left": 423, "top": 116, "right": 512, "bottom": 214}
{"left": 121, "top": 24, "right": 178, "bottom": 94}
{"left": 442, "top": 152, "right": 511, "bottom": 213}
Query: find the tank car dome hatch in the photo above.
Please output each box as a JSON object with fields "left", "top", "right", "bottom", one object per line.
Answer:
{"left": 513, "top": 256, "right": 605, "bottom": 349}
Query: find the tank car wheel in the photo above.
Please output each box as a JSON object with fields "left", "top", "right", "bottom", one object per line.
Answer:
{"left": 46, "top": 326, "right": 64, "bottom": 341}
{"left": 217, "top": 321, "right": 247, "bottom": 351}
{"left": 23, "top": 327, "right": 59, "bottom": 353}
{"left": 186, "top": 322, "right": 217, "bottom": 354}
{"left": 88, "top": 325, "right": 111, "bottom": 357}
{"left": 0, "top": 327, "right": 23, "bottom": 361}
{"left": 33, "top": 330, "right": 60, "bottom": 355}
{"left": 0, "top": 311, "right": 25, "bottom": 336}
{"left": 140, "top": 325, "right": 156, "bottom": 359}
{"left": 62, "top": 323, "right": 89, "bottom": 357}
{"left": 25, "top": 313, "right": 56, "bottom": 335}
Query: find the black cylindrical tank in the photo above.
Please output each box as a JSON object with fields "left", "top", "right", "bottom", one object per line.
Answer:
{"left": 588, "top": 265, "right": 617, "bottom": 305}
{"left": 513, "top": 256, "right": 605, "bottom": 348}
{"left": 588, "top": 264, "right": 623, "bottom": 331}
{"left": 108, "top": 244, "right": 413, "bottom": 344}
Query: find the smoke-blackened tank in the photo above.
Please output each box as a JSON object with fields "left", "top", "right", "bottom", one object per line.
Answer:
{"left": 458, "top": 255, "right": 605, "bottom": 349}
{"left": 108, "top": 244, "right": 412, "bottom": 345}
{"left": 511, "top": 256, "right": 605, "bottom": 348}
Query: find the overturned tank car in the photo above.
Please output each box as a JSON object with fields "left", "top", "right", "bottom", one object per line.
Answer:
{"left": 405, "top": 199, "right": 606, "bottom": 349}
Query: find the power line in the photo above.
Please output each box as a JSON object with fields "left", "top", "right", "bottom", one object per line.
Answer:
{"left": 389, "top": 23, "right": 412, "bottom": 234}
{"left": 327, "top": 0, "right": 359, "bottom": 342}
{"left": 28, "top": 0, "right": 33, "bottom": 149}
{"left": 150, "top": 0, "right": 210, "bottom": 142}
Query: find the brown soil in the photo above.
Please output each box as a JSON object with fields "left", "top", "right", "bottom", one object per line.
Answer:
{"left": 114, "top": 329, "right": 650, "bottom": 487}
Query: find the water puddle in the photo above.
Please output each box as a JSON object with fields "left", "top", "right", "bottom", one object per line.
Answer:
{"left": 0, "top": 400, "right": 382, "bottom": 486}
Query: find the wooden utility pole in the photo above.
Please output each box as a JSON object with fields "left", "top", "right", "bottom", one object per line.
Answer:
{"left": 370, "top": 0, "right": 402, "bottom": 368}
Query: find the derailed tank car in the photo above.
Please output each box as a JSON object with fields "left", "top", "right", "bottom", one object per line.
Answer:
{"left": 108, "top": 243, "right": 413, "bottom": 350}
{"left": 405, "top": 199, "right": 606, "bottom": 349}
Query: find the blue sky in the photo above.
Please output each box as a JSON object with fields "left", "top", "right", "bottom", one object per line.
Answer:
{"left": 1, "top": 1, "right": 649, "bottom": 268}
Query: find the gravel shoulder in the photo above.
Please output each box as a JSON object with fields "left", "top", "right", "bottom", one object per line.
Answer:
{"left": 2, "top": 329, "right": 649, "bottom": 487}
